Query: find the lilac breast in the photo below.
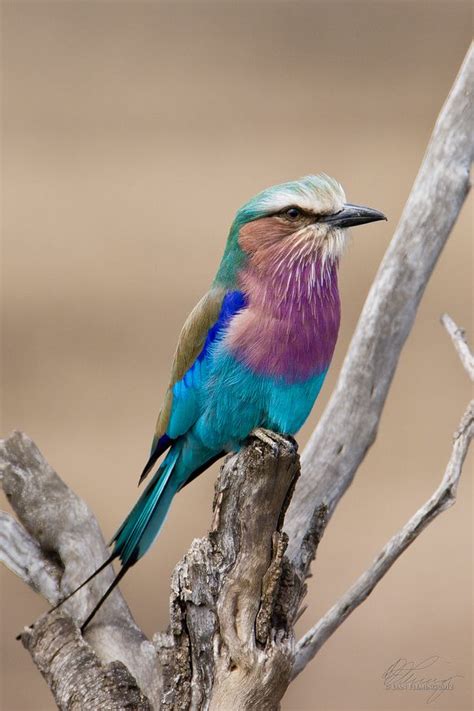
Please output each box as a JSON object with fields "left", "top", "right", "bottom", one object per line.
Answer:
{"left": 225, "top": 257, "right": 341, "bottom": 383}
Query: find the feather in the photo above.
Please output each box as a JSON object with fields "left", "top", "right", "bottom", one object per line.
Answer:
{"left": 140, "top": 287, "right": 246, "bottom": 483}
{"left": 153, "top": 287, "right": 226, "bottom": 440}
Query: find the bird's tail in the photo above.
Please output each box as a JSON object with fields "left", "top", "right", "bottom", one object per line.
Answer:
{"left": 45, "top": 446, "right": 182, "bottom": 633}
{"left": 111, "top": 444, "right": 181, "bottom": 566}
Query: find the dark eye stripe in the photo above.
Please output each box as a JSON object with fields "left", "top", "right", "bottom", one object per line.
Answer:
{"left": 276, "top": 206, "right": 308, "bottom": 218}
{"left": 266, "top": 205, "right": 316, "bottom": 220}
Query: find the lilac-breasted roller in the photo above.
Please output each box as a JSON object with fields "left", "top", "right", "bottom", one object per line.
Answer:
{"left": 51, "top": 174, "right": 385, "bottom": 630}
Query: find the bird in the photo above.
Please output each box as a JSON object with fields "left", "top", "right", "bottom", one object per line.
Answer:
{"left": 49, "top": 174, "right": 386, "bottom": 631}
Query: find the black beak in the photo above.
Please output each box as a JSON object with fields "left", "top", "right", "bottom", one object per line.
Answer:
{"left": 320, "top": 203, "right": 387, "bottom": 228}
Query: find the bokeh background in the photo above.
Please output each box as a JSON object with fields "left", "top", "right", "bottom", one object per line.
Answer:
{"left": 1, "top": 2, "right": 472, "bottom": 710}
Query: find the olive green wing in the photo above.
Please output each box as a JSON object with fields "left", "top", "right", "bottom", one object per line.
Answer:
{"left": 139, "top": 286, "right": 226, "bottom": 483}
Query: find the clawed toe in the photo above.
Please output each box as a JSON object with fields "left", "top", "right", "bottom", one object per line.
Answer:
{"left": 251, "top": 428, "right": 289, "bottom": 455}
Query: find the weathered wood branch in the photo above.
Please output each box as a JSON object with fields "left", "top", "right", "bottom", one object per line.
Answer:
{"left": 442, "top": 313, "right": 474, "bottom": 380}
{"left": 0, "top": 432, "right": 161, "bottom": 708}
{"left": 292, "top": 396, "right": 473, "bottom": 678}
{"left": 0, "top": 510, "right": 60, "bottom": 600}
{"left": 290, "top": 314, "right": 474, "bottom": 677}
{"left": 21, "top": 613, "right": 152, "bottom": 711}
{"left": 153, "top": 435, "right": 301, "bottom": 710}
{"left": 284, "top": 41, "right": 473, "bottom": 578}
{"left": 1, "top": 429, "right": 302, "bottom": 711}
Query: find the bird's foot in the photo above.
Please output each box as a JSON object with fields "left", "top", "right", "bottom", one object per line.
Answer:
{"left": 251, "top": 428, "right": 289, "bottom": 456}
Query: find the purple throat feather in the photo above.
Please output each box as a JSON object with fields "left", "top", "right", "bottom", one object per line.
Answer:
{"left": 224, "top": 225, "right": 341, "bottom": 382}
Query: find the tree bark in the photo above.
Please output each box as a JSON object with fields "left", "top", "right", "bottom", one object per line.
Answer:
{"left": 0, "top": 431, "right": 161, "bottom": 707}
{"left": 22, "top": 614, "right": 151, "bottom": 711}
{"left": 292, "top": 397, "right": 473, "bottom": 678}
{"left": 154, "top": 436, "right": 300, "bottom": 711}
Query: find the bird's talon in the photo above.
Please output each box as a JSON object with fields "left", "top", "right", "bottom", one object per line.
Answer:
{"left": 251, "top": 428, "right": 288, "bottom": 455}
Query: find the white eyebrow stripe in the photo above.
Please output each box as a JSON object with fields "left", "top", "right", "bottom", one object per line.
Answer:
{"left": 260, "top": 190, "right": 319, "bottom": 213}
{"left": 257, "top": 176, "right": 346, "bottom": 216}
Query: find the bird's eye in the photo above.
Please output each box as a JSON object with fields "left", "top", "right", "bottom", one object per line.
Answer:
{"left": 284, "top": 207, "right": 301, "bottom": 220}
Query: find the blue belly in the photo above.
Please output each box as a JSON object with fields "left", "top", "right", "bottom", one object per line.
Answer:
{"left": 193, "top": 349, "right": 328, "bottom": 451}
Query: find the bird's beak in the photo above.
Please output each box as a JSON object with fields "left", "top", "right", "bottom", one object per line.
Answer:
{"left": 320, "top": 203, "right": 387, "bottom": 228}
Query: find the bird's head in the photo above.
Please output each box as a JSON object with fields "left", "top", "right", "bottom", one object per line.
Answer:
{"left": 215, "top": 174, "right": 386, "bottom": 285}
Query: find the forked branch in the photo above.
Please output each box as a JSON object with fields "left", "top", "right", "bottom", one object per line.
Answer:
{"left": 293, "top": 404, "right": 472, "bottom": 675}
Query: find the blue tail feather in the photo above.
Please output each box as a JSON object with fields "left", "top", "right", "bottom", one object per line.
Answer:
{"left": 45, "top": 438, "right": 220, "bottom": 631}
{"left": 111, "top": 446, "right": 181, "bottom": 566}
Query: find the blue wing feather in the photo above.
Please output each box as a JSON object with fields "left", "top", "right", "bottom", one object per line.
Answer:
{"left": 139, "top": 290, "right": 246, "bottom": 484}
{"left": 166, "top": 290, "right": 246, "bottom": 439}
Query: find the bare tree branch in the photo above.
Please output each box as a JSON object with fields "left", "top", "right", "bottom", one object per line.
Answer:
{"left": 293, "top": 314, "right": 473, "bottom": 677}
{"left": 0, "top": 432, "right": 161, "bottom": 708}
{"left": 0, "top": 510, "right": 60, "bottom": 601}
{"left": 153, "top": 435, "right": 301, "bottom": 710}
{"left": 22, "top": 613, "right": 152, "bottom": 711}
{"left": 442, "top": 313, "right": 474, "bottom": 380}
{"left": 0, "top": 429, "right": 302, "bottom": 710}
{"left": 292, "top": 398, "right": 473, "bottom": 679}
{"left": 284, "top": 42, "right": 473, "bottom": 576}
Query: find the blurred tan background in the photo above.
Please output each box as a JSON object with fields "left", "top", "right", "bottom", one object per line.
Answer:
{"left": 1, "top": 1, "right": 472, "bottom": 710}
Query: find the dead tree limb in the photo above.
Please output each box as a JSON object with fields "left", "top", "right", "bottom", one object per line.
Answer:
{"left": 0, "top": 432, "right": 161, "bottom": 708}
{"left": 153, "top": 436, "right": 301, "bottom": 711}
{"left": 291, "top": 313, "right": 473, "bottom": 677}
{"left": 1, "top": 430, "right": 301, "bottom": 710}
{"left": 1, "top": 43, "right": 472, "bottom": 711}
{"left": 442, "top": 313, "right": 474, "bottom": 380}
{"left": 22, "top": 613, "right": 152, "bottom": 711}
{"left": 292, "top": 394, "right": 472, "bottom": 678}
